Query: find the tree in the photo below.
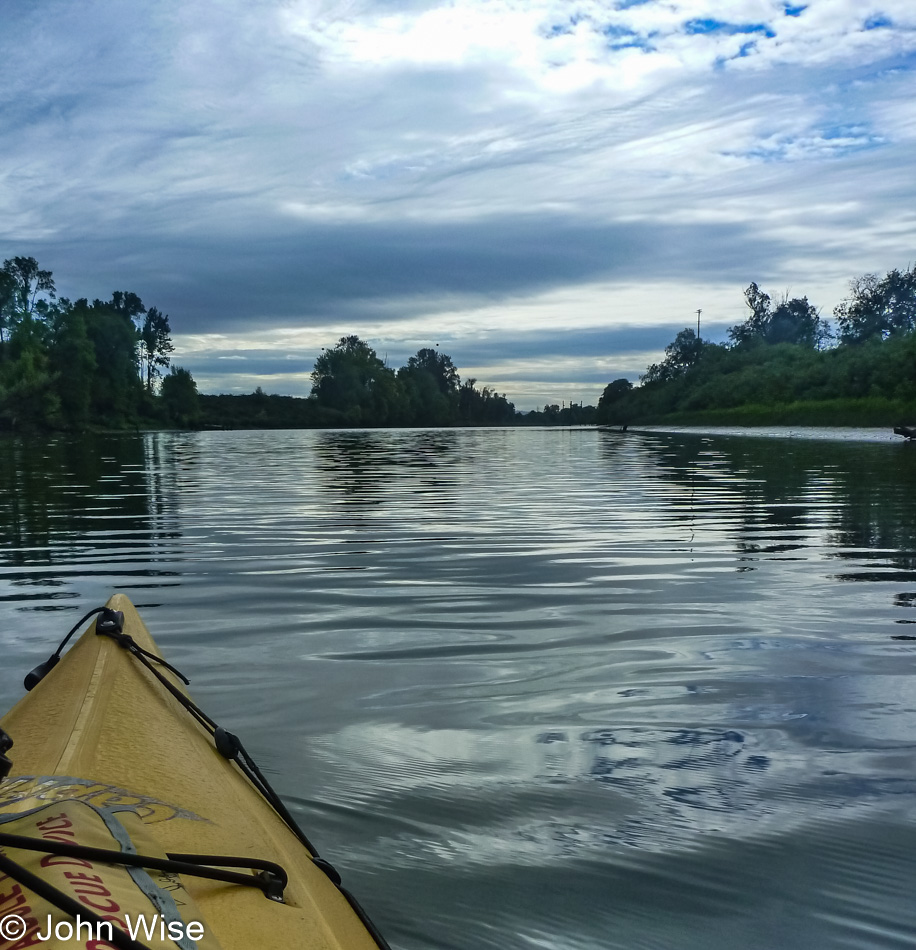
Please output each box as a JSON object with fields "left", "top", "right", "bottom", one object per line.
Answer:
{"left": 397, "top": 347, "right": 461, "bottom": 425}
{"left": 641, "top": 360, "right": 674, "bottom": 386}
{"left": 453, "top": 376, "right": 515, "bottom": 424}
{"left": 728, "top": 283, "right": 771, "bottom": 347}
{"left": 0, "top": 270, "right": 17, "bottom": 346}
{"left": 0, "top": 257, "right": 56, "bottom": 354}
{"left": 596, "top": 378, "right": 633, "bottom": 425}
{"left": 161, "top": 367, "right": 200, "bottom": 427}
{"left": 49, "top": 299, "right": 96, "bottom": 429}
{"left": 139, "top": 307, "right": 175, "bottom": 391}
{"left": 108, "top": 290, "right": 146, "bottom": 323}
{"left": 310, "top": 335, "right": 399, "bottom": 422}
{"left": 0, "top": 319, "right": 59, "bottom": 430}
{"left": 665, "top": 328, "right": 703, "bottom": 370}
{"left": 642, "top": 328, "right": 704, "bottom": 386}
{"left": 82, "top": 298, "right": 143, "bottom": 424}
{"left": 1, "top": 256, "right": 56, "bottom": 322}
{"left": 766, "top": 296, "right": 824, "bottom": 347}
{"left": 835, "top": 266, "right": 916, "bottom": 343}
{"left": 404, "top": 348, "right": 459, "bottom": 394}
{"left": 0, "top": 259, "right": 59, "bottom": 429}
{"left": 0, "top": 259, "right": 193, "bottom": 431}
{"left": 728, "top": 283, "right": 825, "bottom": 349}
{"left": 601, "top": 378, "right": 634, "bottom": 402}
{"left": 457, "top": 378, "right": 479, "bottom": 422}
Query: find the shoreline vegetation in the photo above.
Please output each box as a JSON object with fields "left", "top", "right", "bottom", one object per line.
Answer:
{"left": 596, "top": 267, "right": 916, "bottom": 430}
{"left": 0, "top": 256, "right": 196, "bottom": 433}
{"left": 1, "top": 254, "right": 913, "bottom": 433}
{"left": 617, "top": 397, "right": 914, "bottom": 428}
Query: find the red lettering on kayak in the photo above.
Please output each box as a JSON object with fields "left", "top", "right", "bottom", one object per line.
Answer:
{"left": 34, "top": 814, "right": 72, "bottom": 833}
{"left": 74, "top": 882, "right": 115, "bottom": 899}
{"left": 80, "top": 895, "right": 120, "bottom": 914}
{"left": 63, "top": 872, "right": 104, "bottom": 885}
{"left": 0, "top": 879, "right": 39, "bottom": 947}
{"left": 64, "top": 871, "right": 122, "bottom": 906}
{"left": 0, "top": 918, "right": 42, "bottom": 949}
{"left": 35, "top": 812, "right": 77, "bottom": 844}
{"left": 39, "top": 854, "right": 92, "bottom": 869}
{"left": 0, "top": 881, "right": 27, "bottom": 914}
{"left": 101, "top": 913, "right": 131, "bottom": 932}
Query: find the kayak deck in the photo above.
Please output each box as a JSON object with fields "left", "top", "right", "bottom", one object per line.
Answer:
{"left": 0, "top": 594, "right": 383, "bottom": 950}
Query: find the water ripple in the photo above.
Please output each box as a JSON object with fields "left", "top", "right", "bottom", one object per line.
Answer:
{"left": 2, "top": 427, "right": 916, "bottom": 948}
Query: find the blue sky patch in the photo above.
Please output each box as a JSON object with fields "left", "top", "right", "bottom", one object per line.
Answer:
{"left": 604, "top": 24, "right": 636, "bottom": 39}
{"left": 686, "top": 18, "right": 724, "bottom": 35}
{"left": 783, "top": 4, "right": 807, "bottom": 16}
{"left": 602, "top": 23, "right": 652, "bottom": 51}
{"left": 729, "top": 123, "right": 885, "bottom": 163}
{"left": 609, "top": 39, "right": 653, "bottom": 51}
{"left": 545, "top": 12, "right": 590, "bottom": 37}
{"left": 821, "top": 124, "right": 879, "bottom": 143}
{"left": 864, "top": 15, "right": 893, "bottom": 30}
{"left": 685, "top": 19, "right": 776, "bottom": 38}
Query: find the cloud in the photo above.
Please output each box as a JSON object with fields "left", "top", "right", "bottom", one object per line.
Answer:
{"left": 30, "top": 211, "right": 788, "bottom": 338}
{"left": 295, "top": 0, "right": 916, "bottom": 87}
{"left": 1, "top": 0, "right": 916, "bottom": 407}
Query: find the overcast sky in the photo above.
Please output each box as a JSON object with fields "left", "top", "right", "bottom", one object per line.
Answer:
{"left": 2, "top": 1, "right": 915, "bottom": 408}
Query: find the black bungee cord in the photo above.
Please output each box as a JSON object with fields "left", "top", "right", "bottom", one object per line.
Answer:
{"left": 3, "top": 606, "right": 392, "bottom": 950}
{"left": 23, "top": 606, "right": 107, "bottom": 691}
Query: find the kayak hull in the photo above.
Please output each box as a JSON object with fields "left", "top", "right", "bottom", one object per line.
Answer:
{"left": 0, "top": 594, "right": 381, "bottom": 950}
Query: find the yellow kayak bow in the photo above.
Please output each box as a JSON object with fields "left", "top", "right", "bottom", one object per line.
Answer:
{"left": 0, "top": 594, "right": 387, "bottom": 950}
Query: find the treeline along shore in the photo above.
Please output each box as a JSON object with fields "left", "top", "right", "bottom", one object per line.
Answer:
{"left": 0, "top": 255, "right": 570, "bottom": 431}
{"left": 199, "top": 337, "right": 598, "bottom": 428}
{"left": 203, "top": 335, "right": 520, "bottom": 429}
{"left": 597, "top": 264, "right": 916, "bottom": 428}
{"left": 0, "top": 256, "right": 197, "bottom": 432}
{"left": 2, "top": 253, "right": 914, "bottom": 432}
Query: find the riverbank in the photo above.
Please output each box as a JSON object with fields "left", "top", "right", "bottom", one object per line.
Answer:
{"left": 633, "top": 396, "right": 914, "bottom": 428}
{"left": 627, "top": 425, "right": 906, "bottom": 444}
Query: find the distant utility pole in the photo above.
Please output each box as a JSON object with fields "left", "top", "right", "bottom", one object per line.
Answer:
{"left": 696, "top": 309, "right": 702, "bottom": 342}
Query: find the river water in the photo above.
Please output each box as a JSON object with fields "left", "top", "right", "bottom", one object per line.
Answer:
{"left": 2, "top": 427, "right": 916, "bottom": 949}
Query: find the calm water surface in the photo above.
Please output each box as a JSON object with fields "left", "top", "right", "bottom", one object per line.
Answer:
{"left": 2, "top": 427, "right": 916, "bottom": 949}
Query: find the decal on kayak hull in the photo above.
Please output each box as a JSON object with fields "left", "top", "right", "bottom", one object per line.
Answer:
{"left": 0, "top": 777, "right": 204, "bottom": 824}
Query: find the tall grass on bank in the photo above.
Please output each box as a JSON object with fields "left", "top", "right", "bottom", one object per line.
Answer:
{"left": 647, "top": 397, "right": 915, "bottom": 428}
